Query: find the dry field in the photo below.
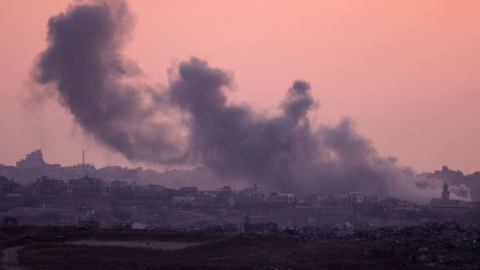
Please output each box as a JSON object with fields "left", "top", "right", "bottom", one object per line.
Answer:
{"left": 0, "top": 226, "right": 477, "bottom": 270}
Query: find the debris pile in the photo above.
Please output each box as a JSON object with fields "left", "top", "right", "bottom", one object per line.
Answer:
{"left": 271, "top": 221, "right": 480, "bottom": 267}
{"left": 276, "top": 226, "right": 353, "bottom": 243}
{"left": 252, "top": 266, "right": 291, "bottom": 270}
{"left": 351, "top": 221, "right": 480, "bottom": 267}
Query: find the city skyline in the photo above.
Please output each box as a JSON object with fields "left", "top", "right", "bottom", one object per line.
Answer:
{"left": 2, "top": 148, "right": 479, "bottom": 205}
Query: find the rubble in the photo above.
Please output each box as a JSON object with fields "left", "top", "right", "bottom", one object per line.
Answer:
{"left": 253, "top": 266, "right": 292, "bottom": 270}
{"left": 253, "top": 221, "right": 480, "bottom": 267}
{"left": 4, "top": 222, "right": 480, "bottom": 269}
{"left": 347, "top": 221, "right": 480, "bottom": 263}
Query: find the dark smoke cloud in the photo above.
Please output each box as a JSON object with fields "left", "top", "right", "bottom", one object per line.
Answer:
{"left": 33, "top": 0, "right": 437, "bottom": 202}
{"left": 32, "top": 0, "right": 187, "bottom": 165}
{"left": 169, "top": 59, "right": 321, "bottom": 191}
{"left": 167, "top": 58, "right": 427, "bottom": 200}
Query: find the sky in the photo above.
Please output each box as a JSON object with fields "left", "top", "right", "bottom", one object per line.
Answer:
{"left": 0, "top": 0, "right": 479, "bottom": 174}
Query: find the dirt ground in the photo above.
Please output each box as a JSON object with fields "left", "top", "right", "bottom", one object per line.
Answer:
{"left": 15, "top": 237, "right": 425, "bottom": 270}
{"left": 0, "top": 226, "right": 477, "bottom": 270}
{"left": 68, "top": 240, "right": 198, "bottom": 250}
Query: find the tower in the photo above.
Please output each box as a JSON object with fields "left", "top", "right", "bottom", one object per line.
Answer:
{"left": 442, "top": 182, "right": 450, "bottom": 202}
{"left": 82, "top": 150, "right": 85, "bottom": 165}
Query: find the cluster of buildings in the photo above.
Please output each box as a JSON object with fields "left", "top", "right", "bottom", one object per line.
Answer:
{"left": 0, "top": 150, "right": 207, "bottom": 186}
{"left": 0, "top": 170, "right": 419, "bottom": 217}
{"left": 31, "top": 175, "right": 165, "bottom": 198}
{"left": 0, "top": 176, "right": 21, "bottom": 195}
{"left": 420, "top": 166, "right": 480, "bottom": 201}
{"left": 19, "top": 174, "right": 429, "bottom": 218}
{"left": 3, "top": 150, "right": 480, "bottom": 220}
{"left": 427, "top": 182, "right": 477, "bottom": 213}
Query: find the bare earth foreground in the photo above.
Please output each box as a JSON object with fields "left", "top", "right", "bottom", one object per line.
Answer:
{"left": 69, "top": 240, "right": 198, "bottom": 250}
{"left": 0, "top": 224, "right": 479, "bottom": 270}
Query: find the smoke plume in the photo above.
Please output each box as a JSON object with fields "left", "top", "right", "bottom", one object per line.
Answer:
{"left": 33, "top": 0, "right": 187, "bottom": 165}
{"left": 32, "top": 0, "right": 436, "bottom": 202}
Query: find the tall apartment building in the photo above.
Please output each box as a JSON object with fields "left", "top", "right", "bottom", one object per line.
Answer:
{"left": 16, "top": 150, "right": 45, "bottom": 170}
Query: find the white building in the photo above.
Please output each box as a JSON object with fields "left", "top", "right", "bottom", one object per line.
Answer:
{"left": 269, "top": 191, "right": 294, "bottom": 204}
{"left": 348, "top": 192, "right": 364, "bottom": 204}
{"left": 240, "top": 184, "right": 261, "bottom": 197}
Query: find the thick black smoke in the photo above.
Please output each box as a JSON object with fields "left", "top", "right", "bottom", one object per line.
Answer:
{"left": 33, "top": 0, "right": 435, "bottom": 202}
{"left": 33, "top": 0, "right": 187, "bottom": 165}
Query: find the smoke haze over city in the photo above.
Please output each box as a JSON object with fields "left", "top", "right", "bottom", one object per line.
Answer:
{"left": 23, "top": 0, "right": 451, "bottom": 202}
{"left": 2, "top": 1, "right": 480, "bottom": 173}
{"left": 0, "top": 0, "right": 478, "bottom": 203}
{"left": 2, "top": 2, "right": 480, "bottom": 269}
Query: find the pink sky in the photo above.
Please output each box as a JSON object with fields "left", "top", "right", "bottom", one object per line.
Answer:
{"left": 0, "top": 0, "right": 479, "bottom": 174}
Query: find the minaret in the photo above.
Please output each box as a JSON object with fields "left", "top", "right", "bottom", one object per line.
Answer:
{"left": 442, "top": 182, "right": 450, "bottom": 202}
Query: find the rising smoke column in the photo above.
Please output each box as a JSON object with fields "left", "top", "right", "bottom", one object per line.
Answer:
{"left": 167, "top": 58, "right": 424, "bottom": 199}
{"left": 32, "top": 0, "right": 187, "bottom": 165}
{"left": 168, "top": 59, "right": 320, "bottom": 191}
{"left": 33, "top": 0, "right": 439, "bottom": 202}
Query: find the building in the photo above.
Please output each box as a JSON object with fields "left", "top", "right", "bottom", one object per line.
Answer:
{"left": 452, "top": 172, "right": 480, "bottom": 201}
{"left": 268, "top": 191, "right": 294, "bottom": 204}
{"left": 331, "top": 191, "right": 364, "bottom": 204}
{"left": 101, "top": 181, "right": 111, "bottom": 195}
{"left": 317, "top": 201, "right": 355, "bottom": 215}
{"left": 33, "top": 176, "right": 66, "bottom": 195}
{"left": 348, "top": 192, "right": 365, "bottom": 204}
{"left": 133, "top": 184, "right": 163, "bottom": 198}
{"left": 197, "top": 192, "right": 217, "bottom": 205}
{"left": 238, "top": 184, "right": 265, "bottom": 202}
{"left": 299, "top": 194, "right": 319, "bottom": 204}
{"left": 442, "top": 182, "right": 450, "bottom": 202}
{"left": 420, "top": 166, "right": 480, "bottom": 202}
{"left": 3, "top": 217, "right": 17, "bottom": 227}
{"left": 110, "top": 179, "right": 130, "bottom": 189}
{"left": 0, "top": 176, "right": 20, "bottom": 194}
{"left": 68, "top": 176, "right": 103, "bottom": 195}
{"left": 395, "top": 200, "right": 416, "bottom": 211}
{"left": 242, "top": 215, "right": 278, "bottom": 233}
{"left": 424, "top": 166, "right": 464, "bottom": 182}
{"left": 217, "top": 186, "right": 234, "bottom": 197}
{"left": 379, "top": 197, "right": 399, "bottom": 212}
{"left": 16, "top": 150, "right": 45, "bottom": 170}
{"left": 364, "top": 195, "right": 385, "bottom": 205}
{"left": 178, "top": 187, "right": 198, "bottom": 195}
{"left": 173, "top": 196, "right": 196, "bottom": 203}
{"left": 427, "top": 183, "right": 473, "bottom": 213}
{"left": 240, "top": 184, "right": 261, "bottom": 197}
{"left": 0, "top": 165, "right": 18, "bottom": 181}
{"left": 103, "top": 179, "right": 134, "bottom": 196}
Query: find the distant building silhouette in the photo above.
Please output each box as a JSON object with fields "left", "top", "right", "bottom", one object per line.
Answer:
{"left": 442, "top": 182, "right": 450, "bottom": 202}
{"left": 16, "top": 149, "right": 45, "bottom": 170}
{"left": 3, "top": 217, "right": 17, "bottom": 227}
